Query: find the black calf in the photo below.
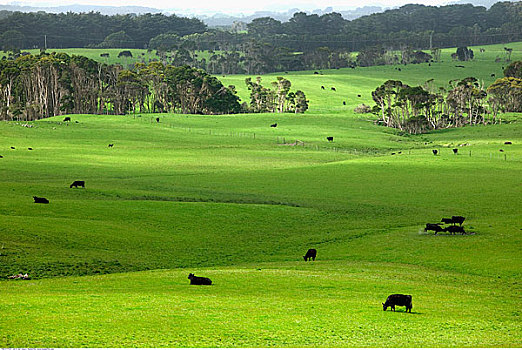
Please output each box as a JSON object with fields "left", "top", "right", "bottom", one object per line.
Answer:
{"left": 303, "top": 248, "right": 317, "bottom": 261}
{"left": 188, "top": 273, "right": 212, "bottom": 285}
{"left": 70, "top": 180, "right": 85, "bottom": 188}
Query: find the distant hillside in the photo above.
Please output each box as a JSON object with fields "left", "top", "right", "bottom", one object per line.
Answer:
{"left": 0, "top": 4, "right": 161, "bottom": 15}
{"left": 449, "top": 0, "right": 518, "bottom": 8}
{"left": 198, "top": 6, "right": 385, "bottom": 27}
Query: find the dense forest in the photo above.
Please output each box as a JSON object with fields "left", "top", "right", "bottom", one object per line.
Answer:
{"left": 0, "top": 52, "right": 308, "bottom": 120}
{"left": 1, "top": 2, "right": 520, "bottom": 53}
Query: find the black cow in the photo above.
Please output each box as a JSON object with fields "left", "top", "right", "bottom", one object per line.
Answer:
{"left": 188, "top": 273, "right": 212, "bottom": 285}
{"left": 0, "top": 155, "right": 3, "bottom": 158}
{"left": 321, "top": 86, "right": 325, "bottom": 90}
{"left": 326, "top": 136, "right": 334, "bottom": 142}
{"left": 303, "top": 248, "right": 317, "bottom": 261}
{"left": 452, "top": 216, "right": 465, "bottom": 226}
{"left": 331, "top": 87, "right": 336, "bottom": 91}
{"left": 63, "top": 117, "right": 71, "bottom": 122}
{"left": 314, "top": 71, "right": 319, "bottom": 75}
{"left": 28, "top": 148, "right": 33, "bottom": 150}
{"left": 343, "top": 101, "right": 346, "bottom": 105}
{"left": 441, "top": 218, "right": 454, "bottom": 225}
{"left": 108, "top": 144, "right": 114, "bottom": 148}
{"left": 70, "top": 180, "right": 85, "bottom": 188}
{"left": 357, "top": 94, "right": 361, "bottom": 98}
{"left": 270, "top": 123, "right": 277, "bottom": 128}
{"left": 455, "top": 65, "right": 465, "bottom": 68}
{"left": 444, "top": 225, "right": 466, "bottom": 234}
{"left": 453, "top": 148, "right": 458, "bottom": 154}
{"left": 432, "top": 149, "right": 438, "bottom": 155}
{"left": 33, "top": 196, "right": 49, "bottom": 204}
{"left": 156, "top": 117, "right": 160, "bottom": 123}
{"left": 10, "top": 147, "right": 15, "bottom": 149}
{"left": 383, "top": 294, "right": 412, "bottom": 312}
{"left": 504, "top": 141, "right": 512, "bottom": 145}
{"left": 425, "top": 223, "right": 444, "bottom": 234}
{"left": 398, "top": 68, "right": 401, "bottom": 71}
{"left": 490, "top": 73, "right": 495, "bottom": 77}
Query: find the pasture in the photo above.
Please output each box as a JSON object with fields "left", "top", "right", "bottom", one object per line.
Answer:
{"left": 0, "top": 42, "right": 521, "bottom": 347}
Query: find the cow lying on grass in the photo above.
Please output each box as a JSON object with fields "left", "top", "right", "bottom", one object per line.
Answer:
{"left": 9, "top": 273, "right": 30, "bottom": 280}
{"left": 33, "top": 196, "right": 49, "bottom": 204}
{"left": 188, "top": 273, "right": 212, "bottom": 285}
{"left": 424, "top": 223, "right": 444, "bottom": 234}
{"left": 383, "top": 294, "right": 412, "bottom": 312}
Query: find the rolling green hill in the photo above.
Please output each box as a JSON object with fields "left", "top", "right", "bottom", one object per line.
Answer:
{"left": 0, "top": 42, "right": 521, "bottom": 347}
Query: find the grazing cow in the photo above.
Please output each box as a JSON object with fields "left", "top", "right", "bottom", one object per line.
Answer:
{"left": 331, "top": 87, "right": 336, "bottom": 91}
{"left": 444, "top": 225, "right": 466, "bottom": 234}
{"left": 10, "top": 147, "right": 15, "bottom": 149}
{"left": 188, "top": 273, "right": 212, "bottom": 285}
{"left": 28, "top": 147, "right": 33, "bottom": 150}
{"left": 432, "top": 149, "right": 438, "bottom": 155}
{"left": 391, "top": 152, "right": 396, "bottom": 155}
{"left": 303, "top": 248, "right": 317, "bottom": 261}
{"left": 398, "top": 68, "right": 401, "bottom": 71}
{"left": 63, "top": 117, "right": 71, "bottom": 122}
{"left": 326, "top": 136, "right": 334, "bottom": 142}
{"left": 428, "top": 63, "right": 431, "bottom": 66}
{"left": 382, "top": 294, "right": 412, "bottom": 312}
{"left": 491, "top": 73, "right": 495, "bottom": 77}
{"left": 453, "top": 148, "right": 458, "bottom": 154}
{"left": 0, "top": 155, "right": 3, "bottom": 158}
{"left": 357, "top": 94, "right": 361, "bottom": 98}
{"left": 314, "top": 71, "right": 319, "bottom": 75}
{"left": 70, "top": 180, "right": 85, "bottom": 188}
{"left": 156, "top": 117, "right": 160, "bottom": 123}
{"left": 504, "top": 141, "right": 512, "bottom": 145}
{"left": 425, "top": 223, "right": 444, "bottom": 234}
{"left": 321, "top": 86, "right": 325, "bottom": 90}
{"left": 33, "top": 196, "right": 49, "bottom": 204}
{"left": 108, "top": 144, "right": 114, "bottom": 148}
{"left": 451, "top": 216, "right": 465, "bottom": 226}
{"left": 343, "top": 101, "right": 346, "bottom": 105}
{"left": 270, "top": 123, "right": 277, "bottom": 128}
{"left": 398, "top": 151, "right": 402, "bottom": 154}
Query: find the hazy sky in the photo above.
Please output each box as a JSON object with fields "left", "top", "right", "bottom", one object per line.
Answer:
{"left": 3, "top": 0, "right": 450, "bottom": 13}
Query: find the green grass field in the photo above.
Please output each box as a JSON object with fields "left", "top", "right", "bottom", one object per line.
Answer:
{"left": 0, "top": 42, "right": 521, "bottom": 347}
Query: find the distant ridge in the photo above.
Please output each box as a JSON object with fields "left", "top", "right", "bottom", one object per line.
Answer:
{"left": 0, "top": 4, "right": 162, "bottom": 15}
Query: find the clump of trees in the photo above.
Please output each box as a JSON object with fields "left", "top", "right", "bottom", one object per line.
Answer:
{"left": 0, "top": 52, "right": 310, "bottom": 120}
{"left": 245, "top": 77, "right": 308, "bottom": 113}
{"left": 371, "top": 71, "right": 522, "bottom": 134}
{"left": 0, "top": 52, "right": 242, "bottom": 120}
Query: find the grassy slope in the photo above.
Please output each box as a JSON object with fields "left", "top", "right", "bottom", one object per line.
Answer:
{"left": 0, "top": 42, "right": 521, "bottom": 347}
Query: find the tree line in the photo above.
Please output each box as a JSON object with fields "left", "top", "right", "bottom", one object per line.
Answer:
{"left": 0, "top": 52, "right": 308, "bottom": 120}
{"left": 370, "top": 60, "right": 522, "bottom": 134}
{"left": 1, "top": 3, "right": 520, "bottom": 69}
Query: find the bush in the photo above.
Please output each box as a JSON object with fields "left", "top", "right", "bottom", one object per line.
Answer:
{"left": 354, "top": 104, "right": 372, "bottom": 113}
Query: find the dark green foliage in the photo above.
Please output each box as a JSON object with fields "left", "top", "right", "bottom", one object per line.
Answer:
{"left": 456, "top": 46, "right": 474, "bottom": 61}
{"left": 504, "top": 60, "right": 522, "bottom": 79}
